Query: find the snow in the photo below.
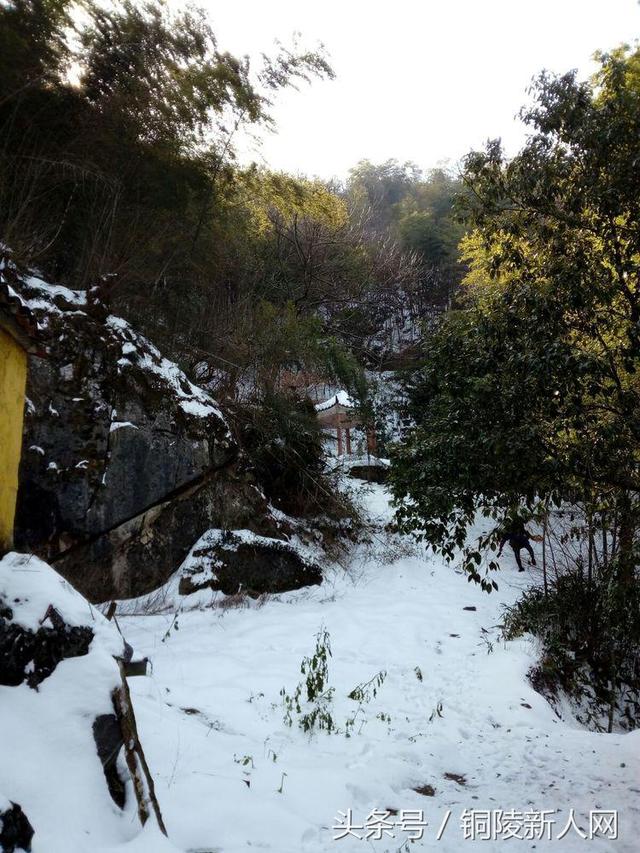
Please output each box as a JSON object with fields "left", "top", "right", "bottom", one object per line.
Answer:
{"left": 113, "top": 484, "right": 637, "bottom": 852}
{"left": 0, "top": 554, "right": 136, "bottom": 853}
{"left": 110, "top": 421, "right": 139, "bottom": 433}
{"left": 23, "top": 274, "right": 87, "bottom": 307}
{"left": 315, "top": 390, "right": 355, "bottom": 412}
{"left": 178, "top": 398, "right": 220, "bottom": 419}
{"left": 106, "top": 315, "right": 227, "bottom": 426}
{"left": 0, "top": 553, "right": 118, "bottom": 640}
{"left": 3, "top": 488, "right": 638, "bottom": 852}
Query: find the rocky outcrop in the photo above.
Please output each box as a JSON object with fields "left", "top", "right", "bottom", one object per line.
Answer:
{"left": 2, "top": 253, "right": 301, "bottom": 601}
{"left": 0, "top": 553, "right": 130, "bottom": 847}
{"left": 0, "top": 800, "right": 34, "bottom": 853}
{"left": 57, "top": 468, "right": 284, "bottom": 601}
{"left": 179, "top": 529, "right": 323, "bottom": 597}
{"left": 349, "top": 463, "right": 388, "bottom": 484}
{"left": 9, "top": 265, "right": 233, "bottom": 547}
{"left": 0, "top": 598, "right": 94, "bottom": 688}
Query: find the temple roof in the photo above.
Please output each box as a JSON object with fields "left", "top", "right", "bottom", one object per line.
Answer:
{"left": 315, "top": 390, "right": 355, "bottom": 412}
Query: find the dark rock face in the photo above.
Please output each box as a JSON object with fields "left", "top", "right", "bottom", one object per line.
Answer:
{"left": 6, "top": 262, "right": 282, "bottom": 600}
{"left": 56, "top": 468, "right": 282, "bottom": 601}
{"left": 0, "top": 601, "right": 93, "bottom": 688}
{"left": 349, "top": 464, "right": 388, "bottom": 484}
{"left": 179, "top": 531, "right": 323, "bottom": 597}
{"left": 0, "top": 802, "right": 34, "bottom": 853}
{"left": 93, "top": 714, "right": 125, "bottom": 809}
{"left": 13, "top": 290, "right": 233, "bottom": 556}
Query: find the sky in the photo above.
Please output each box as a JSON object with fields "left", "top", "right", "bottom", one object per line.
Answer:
{"left": 201, "top": 0, "right": 640, "bottom": 181}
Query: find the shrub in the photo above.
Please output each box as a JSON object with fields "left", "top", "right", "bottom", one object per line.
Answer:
{"left": 503, "top": 562, "right": 640, "bottom": 730}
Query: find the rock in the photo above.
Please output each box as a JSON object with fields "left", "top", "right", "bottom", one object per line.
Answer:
{"left": 0, "top": 601, "right": 93, "bottom": 688}
{"left": 0, "top": 553, "right": 128, "bottom": 838}
{"left": 348, "top": 463, "right": 388, "bottom": 484}
{"left": 55, "top": 468, "right": 282, "bottom": 601}
{"left": 93, "top": 714, "right": 125, "bottom": 809}
{"left": 412, "top": 784, "right": 435, "bottom": 797}
{"left": 4, "top": 256, "right": 287, "bottom": 600}
{"left": 11, "top": 280, "right": 234, "bottom": 554}
{"left": 0, "top": 801, "right": 34, "bottom": 853}
{"left": 179, "top": 529, "right": 323, "bottom": 597}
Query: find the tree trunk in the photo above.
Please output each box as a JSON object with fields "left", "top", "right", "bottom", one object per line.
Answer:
{"left": 617, "top": 490, "right": 636, "bottom": 586}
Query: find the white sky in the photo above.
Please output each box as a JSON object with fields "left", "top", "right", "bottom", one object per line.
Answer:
{"left": 200, "top": 0, "right": 640, "bottom": 180}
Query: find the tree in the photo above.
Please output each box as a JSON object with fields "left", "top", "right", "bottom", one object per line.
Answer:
{"left": 389, "top": 47, "right": 640, "bottom": 588}
{"left": 347, "top": 159, "right": 422, "bottom": 231}
{"left": 0, "top": 0, "right": 333, "bottom": 341}
{"left": 0, "top": 0, "right": 73, "bottom": 100}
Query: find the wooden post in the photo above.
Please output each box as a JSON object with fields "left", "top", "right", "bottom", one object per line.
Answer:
{"left": 345, "top": 428, "right": 352, "bottom": 456}
{"left": 336, "top": 425, "right": 343, "bottom": 456}
{"left": 113, "top": 660, "right": 167, "bottom": 836}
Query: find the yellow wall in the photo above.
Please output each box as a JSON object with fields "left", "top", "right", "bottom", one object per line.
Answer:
{"left": 0, "top": 327, "right": 27, "bottom": 551}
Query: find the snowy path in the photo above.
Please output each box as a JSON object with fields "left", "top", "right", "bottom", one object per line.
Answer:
{"left": 120, "top": 484, "right": 639, "bottom": 853}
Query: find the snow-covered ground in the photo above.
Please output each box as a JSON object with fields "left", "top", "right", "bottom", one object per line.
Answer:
{"left": 3, "top": 484, "right": 637, "bottom": 852}
{"left": 113, "top": 484, "right": 639, "bottom": 853}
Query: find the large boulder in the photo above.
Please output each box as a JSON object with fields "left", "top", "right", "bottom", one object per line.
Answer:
{"left": 0, "top": 553, "right": 132, "bottom": 849}
{"left": 178, "top": 529, "right": 323, "bottom": 597}
{"left": 56, "top": 469, "right": 284, "bottom": 601}
{"left": 348, "top": 463, "right": 388, "bottom": 484}
{"left": 1, "top": 254, "right": 290, "bottom": 600}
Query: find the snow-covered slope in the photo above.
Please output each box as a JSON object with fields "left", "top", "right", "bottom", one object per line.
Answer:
{"left": 0, "top": 554, "right": 127, "bottom": 852}
{"left": 108, "top": 483, "right": 638, "bottom": 853}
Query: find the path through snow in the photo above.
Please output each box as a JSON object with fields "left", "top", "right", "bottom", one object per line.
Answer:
{"left": 118, "top": 483, "right": 639, "bottom": 853}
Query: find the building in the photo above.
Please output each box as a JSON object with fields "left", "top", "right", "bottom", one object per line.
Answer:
{"left": 0, "top": 281, "right": 41, "bottom": 552}
{"left": 315, "top": 391, "right": 376, "bottom": 457}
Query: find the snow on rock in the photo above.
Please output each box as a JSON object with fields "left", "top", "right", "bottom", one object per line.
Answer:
{"left": 178, "top": 527, "right": 323, "bottom": 597}
{"left": 109, "top": 421, "right": 139, "bottom": 433}
{"left": 106, "top": 315, "right": 226, "bottom": 426}
{"left": 22, "top": 274, "right": 87, "bottom": 309}
{"left": 0, "top": 553, "right": 148, "bottom": 852}
{"left": 0, "top": 553, "right": 118, "bottom": 643}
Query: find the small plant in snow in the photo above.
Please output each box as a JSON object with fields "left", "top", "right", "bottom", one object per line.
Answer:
{"left": 161, "top": 609, "right": 180, "bottom": 642}
{"left": 281, "top": 630, "right": 391, "bottom": 736}
{"left": 348, "top": 669, "right": 387, "bottom": 702}
{"left": 233, "top": 754, "right": 254, "bottom": 768}
{"left": 281, "top": 627, "right": 336, "bottom": 734}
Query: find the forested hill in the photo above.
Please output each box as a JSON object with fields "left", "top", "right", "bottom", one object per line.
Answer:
{"left": 3, "top": 0, "right": 640, "bottom": 731}
{"left": 1, "top": 0, "right": 463, "bottom": 402}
